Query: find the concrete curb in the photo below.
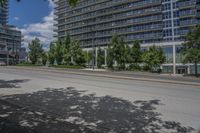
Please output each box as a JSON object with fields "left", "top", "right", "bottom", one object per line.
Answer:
{"left": 3, "top": 66, "right": 200, "bottom": 87}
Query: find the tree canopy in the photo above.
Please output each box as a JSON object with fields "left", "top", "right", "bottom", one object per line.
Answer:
{"left": 97, "top": 47, "right": 104, "bottom": 68}
{"left": 48, "top": 42, "right": 56, "bottom": 65}
{"left": 107, "top": 34, "right": 129, "bottom": 70}
{"left": 142, "top": 45, "right": 165, "bottom": 72}
{"left": 182, "top": 25, "right": 200, "bottom": 76}
{"left": 130, "top": 40, "right": 142, "bottom": 64}
{"left": 28, "top": 38, "right": 43, "bottom": 64}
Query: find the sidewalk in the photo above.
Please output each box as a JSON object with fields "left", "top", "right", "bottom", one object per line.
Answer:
{"left": 2, "top": 66, "right": 200, "bottom": 86}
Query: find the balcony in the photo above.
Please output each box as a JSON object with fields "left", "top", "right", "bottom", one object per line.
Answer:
{"left": 56, "top": 1, "right": 162, "bottom": 24}
{"left": 61, "top": 0, "right": 161, "bottom": 20}
{"left": 178, "top": 1, "right": 196, "bottom": 10}
{"left": 0, "top": 50, "right": 7, "bottom": 55}
{"left": 57, "top": 10, "right": 162, "bottom": 34}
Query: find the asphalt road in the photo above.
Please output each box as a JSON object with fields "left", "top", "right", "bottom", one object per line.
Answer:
{"left": 0, "top": 67, "right": 200, "bottom": 133}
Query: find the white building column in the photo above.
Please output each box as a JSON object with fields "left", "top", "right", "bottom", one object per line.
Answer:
{"left": 104, "top": 48, "right": 107, "bottom": 66}
{"left": 5, "top": 42, "right": 10, "bottom": 66}
{"left": 6, "top": 51, "right": 9, "bottom": 65}
{"left": 95, "top": 47, "right": 98, "bottom": 67}
{"left": 173, "top": 44, "right": 176, "bottom": 76}
{"left": 187, "top": 64, "right": 190, "bottom": 75}
{"left": 86, "top": 50, "right": 89, "bottom": 65}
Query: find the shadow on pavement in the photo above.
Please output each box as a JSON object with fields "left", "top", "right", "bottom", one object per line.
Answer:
{"left": 0, "top": 79, "right": 30, "bottom": 89}
{"left": 0, "top": 87, "right": 194, "bottom": 133}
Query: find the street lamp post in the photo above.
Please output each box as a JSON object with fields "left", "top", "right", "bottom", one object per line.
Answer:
{"left": 12, "top": 36, "right": 14, "bottom": 64}
{"left": 83, "top": 21, "right": 96, "bottom": 70}
{"left": 173, "top": 44, "right": 176, "bottom": 76}
{"left": 6, "top": 42, "right": 9, "bottom": 65}
{"left": 89, "top": 27, "right": 96, "bottom": 70}
{"left": 91, "top": 32, "right": 95, "bottom": 70}
{"left": 15, "top": 40, "right": 19, "bottom": 64}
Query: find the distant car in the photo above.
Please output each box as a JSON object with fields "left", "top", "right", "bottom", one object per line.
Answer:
{"left": 0, "top": 61, "right": 6, "bottom": 66}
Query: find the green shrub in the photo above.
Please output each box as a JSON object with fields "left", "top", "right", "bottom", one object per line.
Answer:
{"left": 50, "top": 65, "right": 85, "bottom": 69}
{"left": 128, "top": 63, "right": 141, "bottom": 71}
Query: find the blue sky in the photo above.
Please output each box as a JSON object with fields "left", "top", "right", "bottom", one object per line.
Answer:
{"left": 8, "top": 0, "right": 55, "bottom": 49}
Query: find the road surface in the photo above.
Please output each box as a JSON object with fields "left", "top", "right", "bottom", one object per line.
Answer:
{"left": 0, "top": 67, "right": 199, "bottom": 133}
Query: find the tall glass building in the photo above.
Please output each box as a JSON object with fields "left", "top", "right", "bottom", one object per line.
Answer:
{"left": 54, "top": 0, "right": 200, "bottom": 74}
{"left": 0, "top": 1, "right": 8, "bottom": 25}
{"left": 0, "top": 1, "right": 22, "bottom": 65}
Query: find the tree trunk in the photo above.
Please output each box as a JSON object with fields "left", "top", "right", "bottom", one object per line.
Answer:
{"left": 195, "top": 62, "right": 198, "bottom": 77}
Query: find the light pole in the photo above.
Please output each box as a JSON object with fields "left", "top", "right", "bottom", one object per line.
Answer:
{"left": 6, "top": 42, "right": 9, "bottom": 65}
{"left": 173, "top": 44, "right": 176, "bottom": 76}
{"left": 12, "top": 36, "right": 14, "bottom": 64}
{"left": 83, "top": 21, "right": 96, "bottom": 70}
{"left": 15, "top": 41, "right": 19, "bottom": 64}
{"left": 92, "top": 39, "right": 94, "bottom": 70}
{"left": 89, "top": 26, "right": 95, "bottom": 70}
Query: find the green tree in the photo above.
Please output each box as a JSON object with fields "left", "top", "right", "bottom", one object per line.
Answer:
{"left": 142, "top": 45, "right": 165, "bottom": 72}
{"left": 130, "top": 40, "right": 142, "bottom": 63}
{"left": 128, "top": 40, "right": 142, "bottom": 70}
{"left": 71, "top": 40, "right": 85, "bottom": 65}
{"left": 61, "top": 35, "right": 85, "bottom": 65}
{"left": 108, "top": 34, "right": 129, "bottom": 70}
{"left": 48, "top": 42, "right": 56, "bottom": 65}
{"left": 97, "top": 47, "right": 104, "bottom": 68}
{"left": 28, "top": 38, "right": 43, "bottom": 64}
{"left": 63, "top": 34, "right": 72, "bottom": 65}
{"left": 50, "top": 35, "right": 85, "bottom": 66}
{"left": 182, "top": 25, "right": 200, "bottom": 76}
{"left": 107, "top": 46, "right": 114, "bottom": 70}
{"left": 54, "top": 39, "right": 63, "bottom": 65}
{"left": 83, "top": 51, "right": 88, "bottom": 64}
{"left": 41, "top": 52, "right": 47, "bottom": 66}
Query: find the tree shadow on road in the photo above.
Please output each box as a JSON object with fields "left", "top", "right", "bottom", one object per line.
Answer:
{"left": 0, "top": 79, "right": 30, "bottom": 89}
{"left": 0, "top": 87, "right": 194, "bottom": 133}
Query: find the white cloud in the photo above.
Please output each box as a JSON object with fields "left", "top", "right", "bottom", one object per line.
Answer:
{"left": 14, "top": 17, "right": 20, "bottom": 20}
{"left": 48, "top": 0, "right": 55, "bottom": 8}
{"left": 19, "top": 0, "right": 56, "bottom": 50}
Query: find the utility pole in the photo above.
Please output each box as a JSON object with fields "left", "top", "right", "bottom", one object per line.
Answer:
{"left": 16, "top": 43, "right": 18, "bottom": 64}
{"left": 92, "top": 33, "right": 95, "bottom": 70}
{"left": 90, "top": 27, "right": 95, "bottom": 70}
{"left": 6, "top": 42, "right": 9, "bottom": 65}
{"left": 12, "top": 36, "right": 14, "bottom": 64}
{"left": 173, "top": 44, "right": 176, "bottom": 76}
{"left": 83, "top": 21, "right": 96, "bottom": 70}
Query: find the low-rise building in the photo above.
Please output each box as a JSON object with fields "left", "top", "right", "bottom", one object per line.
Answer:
{"left": 0, "top": 25, "right": 22, "bottom": 64}
{"left": 0, "top": 1, "right": 22, "bottom": 65}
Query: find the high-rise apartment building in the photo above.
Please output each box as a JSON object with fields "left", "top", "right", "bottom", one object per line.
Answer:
{"left": 54, "top": 0, "right": 200, "bottom": 74}
{"left": 0, "top": 1, "right": 22, "bottom": 65}
{"left": 0, "top": 1, "right": 8, "bottom": 25}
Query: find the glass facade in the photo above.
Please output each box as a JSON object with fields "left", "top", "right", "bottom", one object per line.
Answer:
{"left": 163, "top": 46, "right": 173, "bottom": 63}
{"left": 54, "top": 0, "right": 200, "bottom": 48}
{"left": 0, "top": 25, "right": 22, "bottom": 64}
{"left": 0, "top": 2, "right": 8, "bottom": 25}
{"left": 190, "top": 65, "right": 200, "bottom": 75}
{"left": 162, "top": 45, "right": 183, "bottom": 64}
{"left": 0, "top": 1, "right": 22, "bottom": 64}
